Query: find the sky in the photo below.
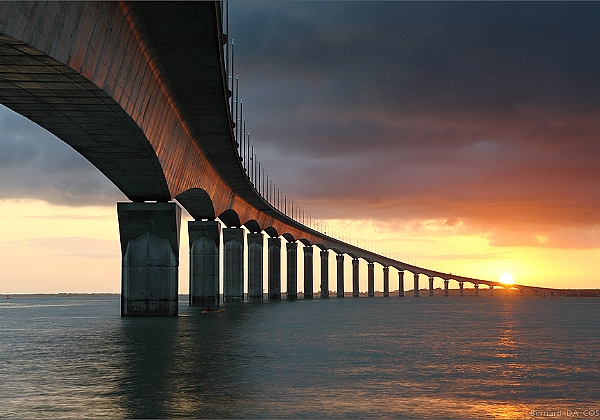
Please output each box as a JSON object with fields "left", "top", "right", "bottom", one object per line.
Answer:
{"left": 1, "top": 2, "right": 600, "bottom": 293}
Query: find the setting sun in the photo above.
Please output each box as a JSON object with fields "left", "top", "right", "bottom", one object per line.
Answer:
{"left": 499, "top": 272, "right": 515, "bottom": 285}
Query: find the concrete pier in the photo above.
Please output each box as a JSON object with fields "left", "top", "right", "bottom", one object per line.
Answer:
{"left": 303, "top": 246, "right": 313, "bottom": 299}
{"left": 247, "top": 232, "right": 264, "bottom": 301}
{"left": 188, "top": 220, "right": 220, "bottom": 307}
{"left": 320, "top": 250, "right": 329, "bottom": 298}
{"left": 268, "top": 237, "right": 281, "bottom": 300}
{"left": 352, "top": 258, "right": 360, "bottom": 297}
{"left": 459, "top": 281, "right": 464, "bottom": 297}
{"left": 286, "top": 242, "right": 298, "bottom": 300}
{"left": 336, "top": 254, "right": 344, "bottom": 298}
{"left": 383, "top": 266, "right": 390, "bottom": 297}
{"left": 368, "top": 262, "right": 375, "bottom": 297}
{"left": 474, "top": 283, "right": 479, "bottom": 296}
{"left": 429, "top": 276, "right": 434, "bottom": 297}
{"left": 444, "top": 279, "right": 449, "bottom": 297}
{"left": 414, "top": 273, "right": 420, "bottom": 297}
{"left": 398, "top": 270, "right": 404, "bottom": 297}
{"left": 490, "top": 285, "right": 494, "bottom": 296}
{"left": 118, "top": 202, "right": 181, "bottom": 317}
{"left": 223, "top": 228, "right": 244, "bottom": 303}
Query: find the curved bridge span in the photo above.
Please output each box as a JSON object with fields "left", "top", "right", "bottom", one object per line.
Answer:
{"left": 0, "top": 2, "right": 549, "bottom": 315}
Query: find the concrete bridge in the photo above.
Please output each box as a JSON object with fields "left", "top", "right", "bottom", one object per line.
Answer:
{"left": 0, "top": 2, "right": 561, "bottom": 316}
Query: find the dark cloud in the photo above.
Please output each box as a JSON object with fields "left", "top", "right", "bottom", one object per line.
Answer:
{"left": 1, "top": 2, "right": 599, "bottom": 249}
{"left": 0, "top": 105, "right": 126, "bottom": 206}
{"left": 229, "top": 2, "right": 600, "bottom": 247}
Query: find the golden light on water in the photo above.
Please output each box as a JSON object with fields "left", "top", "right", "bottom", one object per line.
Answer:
{"left": 499, "top": 272, "right": 515, "bottom": 285}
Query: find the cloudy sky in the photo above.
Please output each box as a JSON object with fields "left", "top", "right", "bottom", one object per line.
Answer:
{"left": 1, "top": 2, "right": 600, "bottom": 292}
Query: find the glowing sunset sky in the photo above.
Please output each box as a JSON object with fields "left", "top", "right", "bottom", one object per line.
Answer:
{"left": 1, "top": 2, "right": 599, "bottom": 293}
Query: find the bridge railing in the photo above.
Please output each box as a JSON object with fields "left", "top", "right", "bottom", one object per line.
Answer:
{"left": 219, "top": 2, "right": 472, "bottom": 278}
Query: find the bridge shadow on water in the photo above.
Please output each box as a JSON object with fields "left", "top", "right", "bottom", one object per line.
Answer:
{"left": 116, "top": 302, "right": 270, "bottom": 418}
{"left": 110, "top": 297, "right": 600, "bottom": 419}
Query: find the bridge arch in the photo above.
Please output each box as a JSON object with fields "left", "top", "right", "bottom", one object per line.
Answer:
{"left": 218, "top": 209, "right": 241, "bottom": 227}
{"left": 282, "top": 233, "right": 295, "bottom": 243}
{"left": 298, "top": 238, "right": 312, "bottom": 247}
{"left": 0, "top": 33, "right": 170, "bottom": 202}
{"left": 243, "top": 219, "right": 261, "bottom": 233}
{"left": 175, "top": 188, "right": 215, "bottom": 220}
{"left": 264, "top": 227, "right": 279, "bottom": 238}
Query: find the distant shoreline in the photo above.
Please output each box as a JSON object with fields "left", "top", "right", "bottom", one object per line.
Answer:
{"left": 5, "top": 293, "right": 121, "bottom": 298}
{"left": 4, "top": 289, "right": 600, "bottom": 298}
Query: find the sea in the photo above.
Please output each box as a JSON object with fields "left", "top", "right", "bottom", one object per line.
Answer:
{"left": 1, "top": 295, "right": 599, "bottom": 419}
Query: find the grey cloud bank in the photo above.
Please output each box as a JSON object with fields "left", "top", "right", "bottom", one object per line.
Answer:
{"left": 228, "top": 2, "right": 600, "bottom": 246}
{"left": 0, "top": 2, "right": 599, "bottom": 249}
{"left": 0, "top": 106, "right": 125, "bottom": 206}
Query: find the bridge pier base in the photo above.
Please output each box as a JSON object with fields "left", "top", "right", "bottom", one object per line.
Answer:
{"left": 188, "top": 220, "right": 220, "bottom": 308}
{"left": 383, "top": 266, "right": 390, "bottom": 297}
{"left": 398, "top": 270, "right": 404, "bottom": 297}
{"left": 320, "top": 250, "right": 329, "bottom": 298}
{"left": 444, "top": 279, "right": 449, "bottom": 297}
{"left": 459, "top": 281, "right": 464, "bottom": 297}
{"left": 336, "top": 254, "right": 345, "bottom": 298}
{"left": 118, "top": 202, "right": 181, "bottom": 317}
{"left": 303, "top": 246, "right": 313, "bottom": 299}
{"left": 223, "top": 228, "right": 244, "bottom": 302}
{"left": 368, "top": 262, "right": 375, "bottom": 297}
{"left": 414, "top": 273, "right": 420, "bottom": 297}
{"left": 287, "top": 242, "right": 298, "bottom": 300}
{"left": 247, "top": 233, "right": 264, "bottom": 301}
{"left": 429, "top": 277, "right": 434, "bottom": 297}
{"left": 474, "top": 283, "right": 479, "bottom": 296}
{"left": 352, "top": 258, "right": 360, "bottom": 297}
{"left": 268, "top": 237, "right": 281, "bottom": 300}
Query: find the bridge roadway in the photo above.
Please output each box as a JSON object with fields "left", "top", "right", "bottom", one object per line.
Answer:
{"left": 0, "top": 2, "right": 556, "bottom": 316}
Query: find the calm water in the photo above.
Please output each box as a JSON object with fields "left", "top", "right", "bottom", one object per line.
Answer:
{"left": 1, "top": 295, "right": 599, "bottom": 419}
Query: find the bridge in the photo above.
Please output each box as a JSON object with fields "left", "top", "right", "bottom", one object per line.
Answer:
{"left": 0, "top": 2, "right": 561, "bottom": 316}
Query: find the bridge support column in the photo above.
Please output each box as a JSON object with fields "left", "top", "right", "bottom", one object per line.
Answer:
{"left": 368, "top": 262, "right": 375, "bottom": 297}
{"left": 383, "top": 266, "right": 390, "bottom": 297}
{"left": 474, "top": 283, "right": 479, "bottom": 296}
{"left": 188, "top": 220, "right": 220, "bottom": 308}
{"left": 429, "top": 277, "right": 434, "bottom": 297}
{"left": 287, "top": 242, "right": 298, "bottom": 300}
{"left": 519, "top": 289, "right": 524, "bottom": 297}
{"left": 223, "top": 228, "right": 244, "bottom": 302}
{"left": 414, "top": 273, "right": 420, "bottom": 297}
{"left": 303, "top": 246, "right": 313, "bottom": 299}
{"left": 444, "top": 279, "right": 449, "bottom": 297}
{"left": 118, "top": 202, "right": 181, "bottom": 317}
{"left": 352, "top": 258, "right": 360, "bottom": 297}
{"left": 268, "top": 237, "right": 281, "bottom": 300}
{"left": 320, "top": 250, "right": 329, "bottom": 298}
{"left": 459, "top": 281, "right": 464, "bottom": 297}
{"left": 247, "top": 232, "right": 264, "bottom": 301}
{"left": 398, "top": 270, "right": 404, "bottom": 297}
{"left": 490, "top": 285, "right": 494, "bottom": 296}
{"left": 336, "top": 254, "right": 345, "bottom": 298}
